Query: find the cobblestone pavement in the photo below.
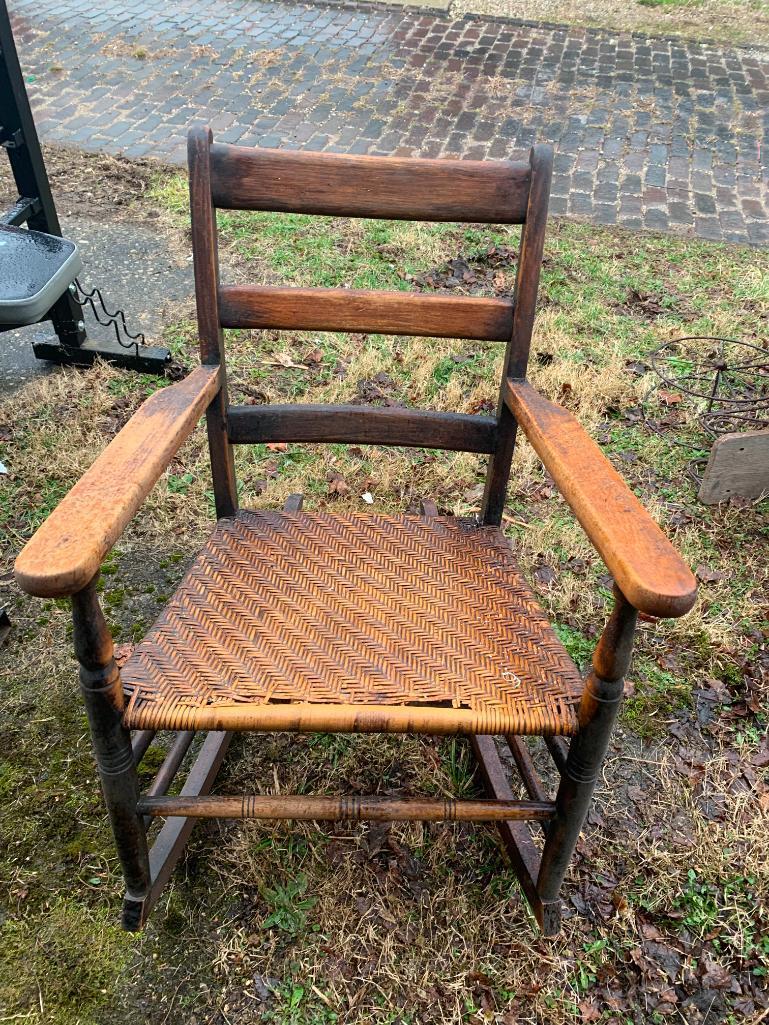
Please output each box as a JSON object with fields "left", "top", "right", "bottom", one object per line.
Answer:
{"left": 10, "top": 0, "right": 769, "bottom": 244}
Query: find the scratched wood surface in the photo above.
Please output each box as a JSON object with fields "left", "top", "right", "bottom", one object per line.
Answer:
{"left": 698, "top": 429, "right": 769, "bottom": 504}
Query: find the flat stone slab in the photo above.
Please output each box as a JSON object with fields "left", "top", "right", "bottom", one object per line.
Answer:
{"left": 9, "top": 0, "right": 769, "bottom": 244}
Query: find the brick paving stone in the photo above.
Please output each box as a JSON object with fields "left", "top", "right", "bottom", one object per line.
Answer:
{"left": 9, "top": 0, "right": 769, "bottom": 244}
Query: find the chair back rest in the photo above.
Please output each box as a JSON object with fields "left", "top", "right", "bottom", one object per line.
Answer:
{"left": 188, "top": 128, "right": 553, "bottom": 522}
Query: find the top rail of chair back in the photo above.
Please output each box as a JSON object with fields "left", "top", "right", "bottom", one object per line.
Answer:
{"left": 207, "top": 143, "right": 535, "bottom": 223}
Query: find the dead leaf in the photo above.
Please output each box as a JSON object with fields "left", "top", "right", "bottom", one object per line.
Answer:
{"left": 578, "top": 998, "right": 601, "bottom": 1022}
{"left": 639, "top": 922, "right": 665, "bottom": 941}
{"left": 695, "top": 564, "right": 725, "bottom": 584}
{"left": 113, "top": 643, "right": 134, "bottom": 667}
{"left": 658, "top": 390, "right": 684, "bottom": 406}
{"left": 623, "top": 288, "right": 672, "bottom": 318}
{"left": 274, "top": 352, "right": 306, "bottom": 368}
{"left": 327, "top": 472, "right": 349, "bottom": 496}
{"left": 534, "top": 564, "right": 557, "bottom": 586}
{"left": 462, "top": 483, "right": 485, "bottom": 505}
{"left": 266, "top": 442, "right": 288, "bottom": 452}
{"left": 701, "top": 958, "right": 731, "bottom": 989}
{"left": 563, "top": 557, "right": 588, "bottom": 574}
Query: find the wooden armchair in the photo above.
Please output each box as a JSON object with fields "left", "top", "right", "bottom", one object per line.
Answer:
{"left": 15, "top": 128, "right": 697, "bottom": 934}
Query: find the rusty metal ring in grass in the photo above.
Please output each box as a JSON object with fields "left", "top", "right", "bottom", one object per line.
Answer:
{"left": 649, "top": 336, "right": 769, "bottom": 409}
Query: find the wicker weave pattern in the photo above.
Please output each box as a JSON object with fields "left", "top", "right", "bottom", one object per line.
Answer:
{"left": 122, "top": 512, "right": 582, "bottom": 734}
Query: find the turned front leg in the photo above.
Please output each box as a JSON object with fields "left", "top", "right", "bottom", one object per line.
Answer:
{"left": 537, "top": 586, "right": 637, "bottom": 902}
{"left": 72, "top": 578, "right": 150, "bottom": 929}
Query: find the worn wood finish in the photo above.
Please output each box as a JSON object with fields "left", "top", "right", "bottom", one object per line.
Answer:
{"left": 126, "top": 698, "right": 578, "bottom": 737}
{"left": 698, "top": 429, "right": 769, "bottom": 504}
{"left": 537, "top": 588, "right": 637, "bottom": 902}
{"left": 72, "top": 580, "right": 150, "bottom": 931}
{"left": 544, "top": 735, "right": 569, "bottom": 776}
{"left": 144, "top": 731, "right": 195, "bottom": 800}
{"left": 138, "top": 793, "right": 556, "bottom": 822}
{"left": 210, "top": 143, "right": 532, "bottom": 223}
{"left": 505, "top": 734, "right": 549, "bottom": 835}
{"left": 124, "top": 730, "right": 233, "bottom": 930}
{"left": 227, "top": 403, "right": 498, "bottom": 453}
{"left": 21, "top": 128, "right": 697, "bottom": 936}
{"left": 219, "top": 285, "right": 514, "bottom": 340}
{"left": 14, "top": 366, "right": 220, "bottom": 598}
{"left": 505, "top": 380, "right": 698, "bottom": 618}
{"left": 504, "top": 145, "right": 553, "bottom": 381}
{"left": 131, "top": 730, "right": 156, "bottom": 765}
{"left": 471, "top": 735, "right": 562, "bottom": 935}
{"left": 481, "top": 144, "right": 553, "bottom": 525}
{"left": 188, "top": 126, "right": 238, "bottom": 517}
{"left": 141, "top": 729, "right": 196, "bottom": 827}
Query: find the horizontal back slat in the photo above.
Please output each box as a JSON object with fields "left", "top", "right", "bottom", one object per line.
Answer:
{"left": 219, "top": 285, "right": 513, "bottom": 341}
{"left": 210, "top": 144, "right": 531, "bottom": 223}
{"left": 227, "top": 403, "right": 497, "bottom": 453}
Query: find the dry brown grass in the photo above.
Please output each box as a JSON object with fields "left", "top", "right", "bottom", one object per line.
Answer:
{"left": 1, "top": 158, "right": 767, "bottom": 1024}
{"left": 449, "top": 0, "right": 769, "bottom": 48}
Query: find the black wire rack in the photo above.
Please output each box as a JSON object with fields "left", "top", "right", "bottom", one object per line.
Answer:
{"left": 642, "top": 336, "right": 769, "bottom": 485}
{"left": 71, "top": 278, "right": 146, "bottom": 359}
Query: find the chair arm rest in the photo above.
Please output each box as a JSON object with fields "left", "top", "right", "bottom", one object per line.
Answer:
{"left": 504, "top": 379, "right": 697, "bottom": 619}
{"left": 15, "top": 365, "right": 221, "bottom": 599}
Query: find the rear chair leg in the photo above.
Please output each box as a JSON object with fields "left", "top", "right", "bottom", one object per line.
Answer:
{"left": 537, "top": 587, "right": 637, "bottom": 903}
{"left": 72, "top": 578, "right": 150, "bottom": 930}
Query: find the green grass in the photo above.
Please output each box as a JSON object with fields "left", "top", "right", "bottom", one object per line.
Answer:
{"left": 0, "top": 166, "right": 767, "bottom": 1023}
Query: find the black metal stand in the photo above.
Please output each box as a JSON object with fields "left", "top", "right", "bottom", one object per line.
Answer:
{"left": 0, "top": 1, "right": 169, "bottom": 374}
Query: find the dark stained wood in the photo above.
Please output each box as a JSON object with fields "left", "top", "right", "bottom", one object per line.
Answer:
{"left": 543, "top": 735, "right": 569, "bottom": 776}
{"left": 132, "top": 730, "right": 156, "bottom": 765}
{"left": 471, "top": 735, "right": 561, "bottom": 935}
{"left": 15, "top": 366, "right": 221, "bottom": 598}
{"left": 72, "top": 580, "right": 150, "bottom": 930}
{"left": 188, "top": 126, "right": 238, "bottom": 518}
{"left": 481, "top": 144, "right": 553, "bottom": 525}
{"left": 537, "top": 590, "right": 637, "bottom": 903}
{"left": 20, "top": 127, "right": 684, "bottom": 937}
{"left": 227, "top": 403, "right": 497, "bottom": 453}
{"left": 144, "top": 731, "right": 195, "bottom": 799}
{"left": 219, "top": 285, "right": 513, "bottom": 341}
{"left": 505, "top": 144, "right": 553, "bottom": 380}
{"left": 138, "top": 793, "right": 556, "bottom": 822}
{"left": 125, "top": 731, "right": 233, "bottom": 930}
{"left": 505, "top": 380, "right": 698, "bottom": 618}
{"left": 504, "top": 734, "right": 549, "bottom": 807}
{"left": 210, "top": 143, "right": 532, "bottom": 223}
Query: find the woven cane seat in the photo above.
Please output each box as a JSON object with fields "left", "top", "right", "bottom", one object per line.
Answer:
{"left": 121, "top": 511, "right": 582, "bottom": 735}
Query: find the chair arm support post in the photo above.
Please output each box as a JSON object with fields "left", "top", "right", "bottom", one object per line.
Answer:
{"left": 72, "top": 579, "right": 150, "bottom": 928}
{"left": 537, "top": 587, "right": 637, "bottom": 902}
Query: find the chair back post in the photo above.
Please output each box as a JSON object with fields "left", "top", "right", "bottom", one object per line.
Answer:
{"left": 188, "top": 126, "right": 238, "bottom": 518}
{"left": 480, "top": 144, "right": 553, "bottom": 525}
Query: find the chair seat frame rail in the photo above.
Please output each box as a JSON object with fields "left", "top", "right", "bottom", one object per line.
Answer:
{"left": 14, "top": 127, "right": 697, "bottom": 934}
